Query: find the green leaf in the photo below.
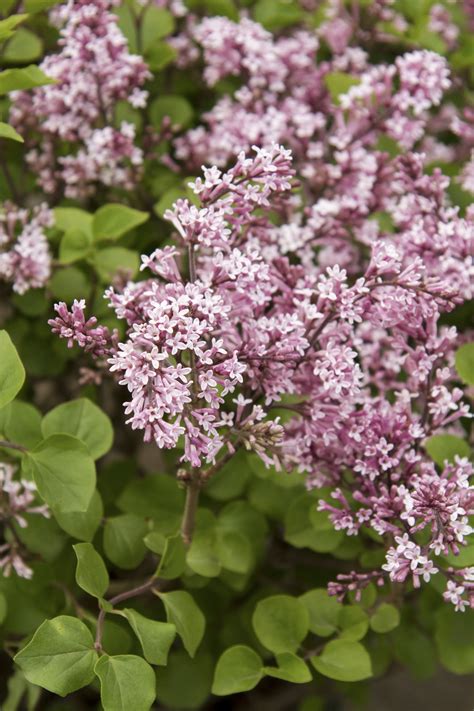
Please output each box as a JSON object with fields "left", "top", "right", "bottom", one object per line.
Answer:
{"left": 392, "top": 624, "right": 436, "bottom": 679}
{"left": 285, "top": 494, "right": 342, "bottom": 552}
{"left": 158, "top": 590, "right": 205, "bottom": 657}
{"left": 252, "top": 595, "right": 309, "bottom": 654}
{"left": 54, "top": 207, "right": 93, "bottom": 236}
{"left": 338, "top": 606, "right": 369, "bottom": 642}
{"left": 145, "top": 532, "right": 186, "bottom": 579}
{"left": 0, "top": 14, "right": 28, "bottom": 41}
{"left": 94, "top": 654, "right": 156, "bottom": 711}
{"left": 0, "top": 400, "right": 42, "bottom": 448}
{"left": 118, "top": 474, "right": 184, "bottom": 533}
{"left": 50, "top": 266, "right": 90, "bottom": 301}
{"left": 15, "top": 616, "right": 97, "bottom": 696}
{"left": 253, "top": 0, "right": 303, "bottom": 30}
{"left": 212, "top": 645, "right": 263, "bottom": 695}
{"left": 4, "top": 28, "right": 42, "bottom": 62}
{"left": 24, "top": 0, "right": 61, "bottom": 11}
{"left": 93, "top": 247, "right": 140, "bottom": 282}
{"left": 149, "top": 95, "right": 193, "bottom": 129}
{"left": 23, "top": 434, "right": 96, "bottom": 513}
{"left": 156, "top": 650, "right": 213, "bottom": 708}
{"left": 299, "top": 588, "right": 341, "bottom": 637}
{"left": 42, "top": 398, "right": 113, "bottom": 460}
{"left": 73, "top": 542, "right": 109, "bottom": 598}
{"left": 59, "top": 229, "right": 93, "bottom": 264}
{"left": 264, "top": 653, "right": 312, "bottom": 683}
{"left": 0, "top": 591, "right": 7, "bottom": 624}
{"left": 204, "top": 0, "right": 238, "bottom": 20}
{"left": 0, "top": 121, "right": 24, "bottom": 142}
{"left": 435, "top": 606, "right": 474, "bottom": 674}
{"left": 309, "top": 509, "right": 345, "bottom": 552}
{"left": 146, "top": 41, "right": 177, "bottom": 71}
{"left": 121, "top": 608, "right": 176, "bottom": 665}
{"left": 141, "top": 6, "right": 174, "bottom": 49}
{"left": 216, "top": 530, "right": 254, "bottom": 574}
{"left": 425, "top": 434, "right": 471, "bottom": 466}
{"left": 0, "top": 330, "right": 25, "bottom": 408}
{"left": 93, "top": 204, "right": 149, "bottom": 241}
{"left": 186, "top": 525, "right": 221, "bottom": 578}
{"left": 0, "top": 65, "right": 54, "bottom": 94}
{"left": 370, "top": 604, "right": 400, "bottom": 634}
{"left": 103, "top": 514, "right": 147, "bottom": 569}
{"left": 455, "top": 342, "right": 474, "bottom": 386}
{"left": 154, "top": 187, "right": 186, "bottom": 218}
{"left": 324, "top": 72, "right": 360, "bottom": 104}
{"left": 53, "top": 489, "right": 103, "bottom": 541}
{"left": 310, "top": 640, "right": 372, "bottom": 682}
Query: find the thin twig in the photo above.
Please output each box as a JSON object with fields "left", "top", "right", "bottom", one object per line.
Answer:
{"left": 0, "top": 439, "right": 28, "bottom": 453}
{"left": 94, "top": 577, "right": 159, "bottom": 652}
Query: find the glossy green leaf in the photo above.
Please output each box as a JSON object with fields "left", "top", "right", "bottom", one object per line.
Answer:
{"left": 212, "top": 645, "right": 263, "bottom": 695}
{"left": 15, "top": 616, "right": 97, "bottom": 696}
{"left": 93, "top": 204, "right": 149, "bottom": 241}
{"left": 54, "top": 207, "right": 93, "bottom": 236}
{"left": 145, "top": 532, "right": 186, "bottom": 579}
{"left": 299, "top": 588, "right": 342, "bottom": 637}
{"left": 0, "top": 14, "right": 28, "bottom": 41}
{"left": 94, "top": 654, "right": 156, "bottom": 711}
{"left": 4, "top": 28, "right": 42, "bottom": 62}
{"left": 156, "top": 650, "right": 213, "bottom": 709}
{"left": 324, "top": 72, "right": 360, "bottom": 104}
{"left": 310, "top": 640, "right": 372, "bottom": 682}
{"left": 370, "top": 604, "right": 400, "bottom": 634}
{"left": 0, "top": 121, "right": 24, "bottom": 142}
{"left": 0, "top": 330, "right": 25, "bottom": 408}
{"left": 158, "top": 590, "right": 205, "bottom": 657}
{"left": 216, "top": 529, "right": 254, "bottom": 574}
{"left": 121, "top": 608, "right": 176, "bottom": 665}
{"left": 425, "top": 434, "right": 471, "bottom": 466}
{"left": 50, "top": 266, "right": 90, "bottom": 301}
{"left": 435, "top": 606, "right": 474, "bottom": 674}
{"left": 59, "top": 229, "right": 93, "bottom": 264}
{"left": 23, "top": 434, "right": 96, "bottom": 513}
{"left": 264, "top": 653, "right": 312, "bottom": 683}
{"left": 141, "top": 6, "right": 174, "bottom": 49}
{"left": 455, "top": 342, "right": 474, "bottom": 385}
{"left": 0, "top": 400, "right": 42, "bottom": 448}
{"left": 0, "top": 65, "right": 54, "bottom": 94}
{"left": 150, "top": 95, "right": 193, "bottom": 129}
{"left": 93, "top": 247, "right": 140, "bottom": 282}
{"left": 53, "top": 489, "right": 103, "bottom": 541}
{"left": 252, "top": 595, "right": 309, "bottom": 654}
{"left": 73, "top": 542, "right": 109, "bottom": 598}
{"left": 42, "top": 398, "right": 113, "bottom": 460}
{"left": 103, "top": 514, "right": 147, "bottom": 569}
{"left": 338, "top": 606, "right": 369, "bottom": 641}
{"left": 186, "top": 526, "right": 221, "bottom": 578}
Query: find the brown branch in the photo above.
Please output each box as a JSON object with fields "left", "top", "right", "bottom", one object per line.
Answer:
{"left": 0, "top": 439, "right": 28, "bottom": 453}
{"left": 94, "top": 577, "right": 159, "bottom": 652}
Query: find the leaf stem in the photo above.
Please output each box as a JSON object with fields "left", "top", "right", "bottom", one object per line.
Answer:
{"left": 0, "top": 439, "right": 28, "bottom": 453}
{"left": 94, "top": 577, "right": 158, "bottom": 652}
{"left": 180, "top": 480, "right": 200, "bottom": 547}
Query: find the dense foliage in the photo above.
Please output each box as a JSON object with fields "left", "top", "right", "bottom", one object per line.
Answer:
{"left": 0, "top": 0, "right": 473, "bottom": 709}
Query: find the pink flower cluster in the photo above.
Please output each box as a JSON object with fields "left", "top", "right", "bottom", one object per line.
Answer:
{"left": 174, "top": 16, "right": 450, "bottom": 177}
{"left": 50, "top": 140, "right": 473, "bottom": 610}
{"left": 0, "top": 202, "right": 52, "bottom": 294}
{"left": 0, "top": 463, "right": 50, "bottom": 579}
{"left": 50, "top": 145, "right": 296, "bottom": 469}
{"left": 10, "top": 0, "right": 150, "bottom": 198}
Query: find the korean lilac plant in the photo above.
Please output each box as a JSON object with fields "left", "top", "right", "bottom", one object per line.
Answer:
{"left": 0, "top": 1, "right": 473, "bottom": 710}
